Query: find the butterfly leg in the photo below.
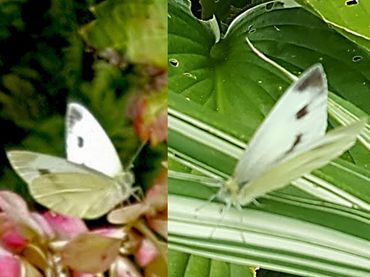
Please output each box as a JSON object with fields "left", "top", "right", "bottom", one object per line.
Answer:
{"left": 131, "top": 186, "right": 144, "bottom": 202}
{"left": 251, "top": 199, "right": 262, "bottom": 207}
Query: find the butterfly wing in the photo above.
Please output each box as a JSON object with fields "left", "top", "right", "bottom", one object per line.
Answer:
{"left": 237, "top": 120, "right": 366, "bottom": 205}
{"left": 7, "top": 151, "right": 90, "bottom": 184}
{"left": 234, "top": 64, "right": 328, "bottom": 184}
{"left": 65, "top": 103, "right": 123, "bottom": 177}
{"left": 30, "top": 172, "right": 129, "bottom": 219}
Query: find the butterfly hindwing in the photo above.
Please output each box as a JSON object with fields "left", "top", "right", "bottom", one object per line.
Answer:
{"left": 31, "top": 172, "right": 127, "bottom": 219}
{"left": 234, "top": 64, "right": 328, "bottom": 184}
{"left": 66, "top": 103, "right": 123, "bottom": 178}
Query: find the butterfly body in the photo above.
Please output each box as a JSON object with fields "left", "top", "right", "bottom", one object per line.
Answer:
{"left": 217, "top": 64, "right": 366, "bottom": 207}
{"left": 7, "top": 103, "right": 136, "bottom": 219}
{"left": 217, "top": 178, "right": 243, "bottom": 209}
{"left": 114, "top": 170, "right": 135, "bottom": 195}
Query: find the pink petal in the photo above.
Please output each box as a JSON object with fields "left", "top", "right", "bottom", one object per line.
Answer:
{"left": 135, "top": 238, "right": 159, "bottom": 267}
{"left": 92, "top": 228, "right": 126, "bottom": 240}
{"left": 43, "top": 212, "right": 87, "bottom": 240}
{"left": 0, "top": 247, "right": 21, "bottom": 277}
{"left": 0, "top": 191, "right": 44, "bottom": 239}
{"left": 111, "top": 256, "right": 142, "bottom": 277}
{"left": 0, "top": 213, "right": 16, "bottom": 237}
{"left": 145, "top": 184, "right": 167, "bottom": 211}
{"left": 31, "top": 213, "right": 55, "bottom": 240}
{"left": 1, "top": 229, "right": 27, "bottom": 253}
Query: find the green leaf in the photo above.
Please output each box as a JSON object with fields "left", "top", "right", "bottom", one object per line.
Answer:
{"left": 81, "top": 0, "right": 167, "bottom": 68}
{"left": 296, "top": 0, "right": 370, "bottom": 51}
{"left": 168, "top": 249, "right": 255, "bottom": 277}
{"left": 169, "top": 0, "right": 370, "bottom": 128}
{"left": 246, "top": 1, "right": 370, "bottom": 115}
{"left": 169, "top": 194, "right": 370, "bottom": 276}
{"left": 200, "top": 0, "right": 231, "bottom": 20}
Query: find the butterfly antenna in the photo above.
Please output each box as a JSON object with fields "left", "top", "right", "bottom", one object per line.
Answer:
{"left": 194, "top": 193, "right": 219, "bottom": 216}
{"left": 127, "top": 140, "right": 147, "bottom": 169}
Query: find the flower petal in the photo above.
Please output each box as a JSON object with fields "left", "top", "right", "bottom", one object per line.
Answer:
{"left": 144, "top": 253, "right": 167, "bottom": 277}
{"left": 43, "top": 212, "right": 87, "bottom": 240}
{"left": 147, "top": 214, "right": 167, "bottom": 239}
{"left": 110, "top": 256, "right": 142, "bottom": 277}
{"left": 31, "top": 213, "right": 55, "bottom": 240}
{"left": 0, "top": 191, "right": 44, "bottom": 239}
{"left": 61, "top": 233, "right": 121, "bottom": 273}
{"left": 21, "top": 244, "right": 48, "bottom": 272}
{"left": 1, "top": 229, "right": 28, "bottom": 253}
{"left": 135, "top": 239, "right": 158, "bottom": 267}
{"left": 0, "top": 246, "right": 21, "bottom": 277}
{"left": 92, "top": 228, "right": 126, "bottom": 240}
{"left": 107, "top": 203, "right": 148, "bottom": 225}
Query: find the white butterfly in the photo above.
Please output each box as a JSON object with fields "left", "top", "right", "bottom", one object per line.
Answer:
{"left": 7, "top": 103, "right": 136, "bottom": 219}
{"left": 218, "top": 64, "right": 366, "bottom": 208}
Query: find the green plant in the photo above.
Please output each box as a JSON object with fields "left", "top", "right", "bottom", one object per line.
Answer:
{"left": 168, "top": 0, "right": 370, "bottom": 276}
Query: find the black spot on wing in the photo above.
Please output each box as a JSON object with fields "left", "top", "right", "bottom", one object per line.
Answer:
{"left": 77, "top": 136, "right": 84, "bottom": 148}
{"left": 296, "top": 105, "right": 308, "bottom": 119}
{"left": 38, "top": 168, "right": 51, "bottom": 175}
{"left": 68, "top": 107, "right": 83, "bottom": 129}
{"left": 287, "top": 134, "right": 302, "bottom": 154}
{"left": 296, "top": 68, "right": 324, "bottom": 92}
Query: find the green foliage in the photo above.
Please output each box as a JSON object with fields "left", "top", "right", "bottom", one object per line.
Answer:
{"left": 168, "top": 249, "right": 255, "bottom": 277}
{"left": 169, "top": 0, "right": 370, "bottom": 276}
{"left": 80, "top": 0, "right": 167, "bottom": 68}
{"left": 0, "top": 0, "right": 166, "bottom": 202}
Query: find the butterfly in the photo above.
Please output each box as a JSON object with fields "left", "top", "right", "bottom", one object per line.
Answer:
{"left": 7, "top": 103, "right": 137, "bottom": 219}
{"left": 217, "top": 64, "right": 366, "bottom": 208}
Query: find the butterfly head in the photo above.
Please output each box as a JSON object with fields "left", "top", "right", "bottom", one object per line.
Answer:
{"left": 217, "top": 178, "right": 243, "bottom": 209}
{"left": 115, "top": 170, "right": 135, "bottom": 187}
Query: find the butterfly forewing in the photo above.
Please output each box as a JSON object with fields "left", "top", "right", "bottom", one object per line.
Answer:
{"left": 66, "top": 103, "right": 123, "bottom": 178}
{"left": 237, "top": 120, "right": 366, "bottom": 205}
{"left": 7, "top": 151, "right": 90, "bottom": 184}
{"left": 234, "top": 64, "right": 328, "bottom": 184}
{"left": 31, "top": 173, "right": 128, "bottom": 219}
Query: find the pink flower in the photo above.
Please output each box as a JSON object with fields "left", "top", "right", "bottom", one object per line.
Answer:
{"left": 1, "top": 229, "right": 27, "bottom": 253}
{"left": 43, "top": 211, "right": 88, "bottom": 240}
{"left": 0, "top": 247, "right": 21, "bottom": 277}
{"left": 135, "top": 238, "right": 159, "bottom": 267}
{"left": 0, "top": 191, "right": 123, "bottom": 274}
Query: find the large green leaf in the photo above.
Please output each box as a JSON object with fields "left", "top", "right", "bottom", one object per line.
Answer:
{"left": 169, "top": 0, "right": 370, "bottom": 125}
{"left": 169, "top": 194, "right": 370, "bottom": 277}
{"left": 245, "top": 1, "right": 370, "bottom": 115}
{"left": 296, "top": 0, "right": 370, "bottom": 51}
